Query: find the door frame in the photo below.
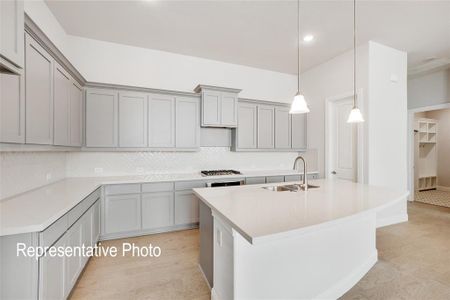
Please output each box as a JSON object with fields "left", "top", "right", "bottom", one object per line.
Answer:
{"left": 325, "top": 89, "right": 365, "bottom": 183}
{"left": 407, "top": 103, "right": 450, "bottom": 201}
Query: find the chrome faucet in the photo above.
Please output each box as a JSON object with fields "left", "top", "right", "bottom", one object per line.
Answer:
{"left": 293, "top": 155, "right": 308, "bottom": 191}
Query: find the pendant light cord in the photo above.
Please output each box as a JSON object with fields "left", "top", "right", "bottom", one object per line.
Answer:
{"left": 353, "top": 0, "right": 357, "bottom": 108}
{"left": 297, "top": 0, "right": 300, "bottom": 93}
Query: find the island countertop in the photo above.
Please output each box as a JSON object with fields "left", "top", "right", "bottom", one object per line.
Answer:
{"left": 193, "top": 179, "right": 409, "bottom": 244}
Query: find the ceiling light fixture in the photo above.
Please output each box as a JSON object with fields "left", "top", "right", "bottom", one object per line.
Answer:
{"left": 347, "top": 0, "right": 364, "bottom": 123}
{"left": 303, "top": 34, "right": 314, "bottom": 42}
{"left": 290, "top": 0, "right": 310, "bottom": 114}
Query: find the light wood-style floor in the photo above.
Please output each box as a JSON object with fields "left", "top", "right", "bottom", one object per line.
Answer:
{"left": 70, "top": 202, "right": 450, "bottom": 300}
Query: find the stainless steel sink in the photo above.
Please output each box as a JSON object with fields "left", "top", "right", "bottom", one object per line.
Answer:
{"left": 262, "top": 184, "right": 320, "bottom": 192}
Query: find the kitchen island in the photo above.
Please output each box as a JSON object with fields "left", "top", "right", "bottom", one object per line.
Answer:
{"left": 193, "top": 179, "right": 409, "bottom": 300}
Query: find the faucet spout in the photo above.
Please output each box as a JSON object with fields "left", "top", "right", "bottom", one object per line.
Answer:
{"left": 293, "top": 155, "right": 308, "bottom": 191}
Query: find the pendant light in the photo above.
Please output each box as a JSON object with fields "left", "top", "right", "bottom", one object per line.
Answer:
{"left": 347, "top": 0, "right": 364, "bottom": 123}
{"left": 290, "top": 0, "right": 310, "bottom": 114}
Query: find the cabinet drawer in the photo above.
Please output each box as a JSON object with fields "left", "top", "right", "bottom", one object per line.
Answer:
{"left": 68, "top": 189, "right": 101, "bottom": 226}
{"left": 142, "top": 182, "right": 174, "bottom": 193}
{"left": 265, "top": 176, "right": 285, "bottom": 183}
{"left": 104, "top": 184, "right": 140, "bottom": 195}
{"left": 175, "top": 181, "right": 207, "bottom": 191}
{"left": 284, "top": 175, "right": 301, "bottom": 182}
{"left": 39, "top": 215, "right": 68, "bottom": 248}
{"left": 245, "top": 177, "right": 266, "bottom": 185}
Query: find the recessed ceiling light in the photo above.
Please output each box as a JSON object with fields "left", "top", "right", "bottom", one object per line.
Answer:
{"left": 303, "top": 35, "right": 314, "bottom": 42}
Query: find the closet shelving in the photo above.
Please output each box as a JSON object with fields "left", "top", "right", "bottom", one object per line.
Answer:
{"left": 416, "top": 118, "right": 438, "bottom": 191}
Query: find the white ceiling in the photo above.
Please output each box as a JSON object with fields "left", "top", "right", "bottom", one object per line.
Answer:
{"left": 45, "top": 0, "right": 450, "bottom": 74}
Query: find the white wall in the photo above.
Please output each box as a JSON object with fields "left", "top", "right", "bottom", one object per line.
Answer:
{"left": 25, "top": 0, "right": 297, "bottom": 102}
{"left": 408, "top": 69, "right": 450, "bottom": 109}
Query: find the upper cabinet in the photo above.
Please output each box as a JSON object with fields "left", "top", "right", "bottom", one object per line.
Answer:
{"left": 25, "top": 34, "right": 54, "bottom": 145}
{"left": 148, "top": 94, "right": 175, "bottom": 148}
{"left": 69, "top": 81, "right": 83, "bottom": 147}
{"left": 195, "top": 85, "right": 240, "bottom": 128}
{"left": 234, "top": 102, "right": 257, "bottom": 149}
{"left": 291, "top": 113, "right": 307, "bottom": 150}
{"left": 0, "top": 71, "right": 25, "bottom": 143}
{"left": 175, "top": 97, "right": 200, "bottom": 149}
{"left": 118, "top": 91, "right": 148, "bottom": 147}
{"left": 257, "top": 105, "right": 275, "bottom": 149}
{"left": 53, "top": 63, "right": 71, "bottom": 146}
{"left": 0, "top": 0, "right": 24, "bottom": 71}
{"left": 275, "top": 107, "right": 291, "bottom": 149}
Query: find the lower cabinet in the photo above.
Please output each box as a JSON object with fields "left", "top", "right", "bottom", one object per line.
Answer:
{"left": 39, "top": 235, "right": 66, "bottom": 300}
{"left": 64, "top": 218, "right": 82, "bottom": 296}
{"left": 91, "top": 201, "right": 101, "bottom": 246}
{"left": 104, "top": 194, "right": 141, "bottom": 234}
{"left": 142, "top": 192, "right": 174, "bottom": 230}
{"left": 175, "top": 191, "right": 200, "bottom": 225}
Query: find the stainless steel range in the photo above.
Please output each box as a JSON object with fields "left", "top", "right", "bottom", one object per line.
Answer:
{"left": 200, "top": 170, "right": 244, "bottom": 187}
{"left": 200, "top": 170, "right": 241, "bottom": 176}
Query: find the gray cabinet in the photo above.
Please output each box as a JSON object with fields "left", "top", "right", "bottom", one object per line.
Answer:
{"left": 91, "top": 201, "right": 100, "bottom": 246}
{"left": 69, "top": 81, "right": 83, "bottom": 147}
{"left": 104, "top": 194, "right": 141, "bottom": 234}
{"left": 195, "top": 85, "right": 240, "bottom": 128}
{"left": 275, "top": 107, "right": 291, "bottom": 149}
{"left": 118, "top": 91, "right": 148, "bottom": 147}
{"left": 25, "top": 33, "right": 54, "bottom": 145}
{"left": 175, "top": 191, "right": 200, "bottom": 225}
{"left": 53, "top": 63, "right": 71, "bottom": 146}
{"left": 0, "top": 0, "right": 24, "bottom": 68}
{"left": 39, "top": 235, "right": 66, "bottom": 300}
{"left": 142, "top": 192, "right": 174, "bottom": 229}
{"left": 64, "top": 220, "right": 82, "bottom": 296}
{"left": 236, "top": 102, "right": 257, "bottom": 149}
{"left": 0, "top": 72, "right": 24, "bottom": 143}
{"left": 85, "top": 89, "right": 118, "bottom": 147}
{"left": 291, "top": 113, "right": 307, "bottom": 150}
{"left": 148, "top": 94, "right": 175, "bottom": 148}
{"left": 257, "top": 105, "right": 275, "bottom": 149}
{"left": 175, "top": 97, "right": 200, "bottom": 149}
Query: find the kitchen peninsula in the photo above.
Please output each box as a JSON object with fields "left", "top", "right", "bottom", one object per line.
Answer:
{"left": 194, "top": 179, "right": 409, "bottom": 299}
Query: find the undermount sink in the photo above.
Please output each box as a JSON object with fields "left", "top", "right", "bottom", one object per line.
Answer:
{"left": 262, "top": 184, "right": 320, "bottom": 192}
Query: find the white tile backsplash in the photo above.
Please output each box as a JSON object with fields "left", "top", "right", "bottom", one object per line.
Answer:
{"left": 0, "top": 152, "right": 67, "bottom": 199}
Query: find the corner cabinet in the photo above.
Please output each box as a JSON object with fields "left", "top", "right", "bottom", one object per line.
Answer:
{"left": 0, "top": 0, "right": 24, "bottom": 69}
{"left": 195, "top": 85, "right": 240, "bottom": 128}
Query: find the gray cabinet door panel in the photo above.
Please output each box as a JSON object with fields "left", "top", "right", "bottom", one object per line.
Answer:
{"left": 39, "top": 235, "right": 65, "bottom": 300}
{"left": 275, "top": 107, "right": 291, "bottom": 149}
{"left": 148, "top": 94, "right": 175, "bottom": 148}
{"left": 202, "top": 91, "right": 220, "bottom": 126}
{"left": 53, "top": 63, "right": 70, "bottom": 146}
{"left": 142, "top": 192, "right": 174, "bottom": 229}
{"left": 64, "top": 221, "right": 82, "bottom": 297}
{"left": 0, "top": 72, "right": 24, "bottom": 143}
{"left": 257, "top": 105, "right": 275, "bottom": 149}
{"left": 91, "top": 201, "right": 101, "bottom": 246}
{"left": 237, "top": 102, "right": 257, "bottom": 149}
{"left": 104, "top": 194, "right": 141, "bottom": 234}
{"left": 69, "top": 82, "right": 83, "bottom": 147}
{"left": 221, "top": 92, "right": 237, "bottom": 127}
{"left": 85, "top": 89, "right": 118, "bottom": 147}
{"left": 175, "top": 191, "right": 199, "bottom": 225}
{"left": 0, "top": 0, "right": 24, "bottom": 67}
{"left": 176, "top": 97, "right": 200, "bottom": 149}
{"left": 25, "top": 34, "right": 54, "bottom": 145}
{"left": 291, "top": 113, "right": 307, "bottom": 149}
{"left": 118, "top": 92, "right": 148, "bottom": 147}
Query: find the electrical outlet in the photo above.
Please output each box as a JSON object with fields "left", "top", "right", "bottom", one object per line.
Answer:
{"left": 46, "top": 173, "right": 52, "bottom": 181}
{"left": 94, "top": 167, "right": 104, "bottom": 174}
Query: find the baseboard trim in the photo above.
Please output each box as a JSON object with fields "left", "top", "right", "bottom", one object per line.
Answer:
{"left": 316, "top": 251, "right": 378, "bottom": 300}
{"left": 437, "top": 186, "right": 450, "bottom": 192}
{"left": 377, "top": 213, "right": 408, "bottom": 228}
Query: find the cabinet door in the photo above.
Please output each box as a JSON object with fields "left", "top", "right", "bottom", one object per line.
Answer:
{"left": 0, "top": 72, "right": 24, "bottom": 143}
{"left": 237, "top": 102, "right": 257, "bottom": 149}
{"left": 291, "top": 113, "right": 307, "bottom": 149}
{"left": 104, "top": 194, "right": 141, "bottom": 234}
{"left": 0, "top": 0, "right": 24, "bottom": 67}
{"left": 91, "top": 201, "right": 100, "bottom": 246}
{"left": 175, "top": 97, "right": 200, "bottom": 149}
{"left": 257, "top": 105, "right": 275, "bottom": 149}
{"left": 275, "top": 107, "right": 291, "bottom": 149}
{"left": 221, "top": 92, "right": 238, "bottom": 127}
{"left": 142, "top": 192, "right": 174, "bottom": 229}
{"left": 175, "top": 191, "right": 199, "bottom": 225}
{"left": 25, "top": 34, "right": 54, "bottom": 145}
{"left": 53, "top": 63, "right": 71, "bottom": 146}
{"left": 85, "top": 89, "right": 118, "bottom": 147}
{"left": 69, "top": 82, "right": 83, "bottom": 147}
{"left": 148, "top": 94, "right": 175, "bottom": 148}
{"left": 80, "top": 211, "right": 92, "bottom": 266}
{"left": 39, "top": 235, "right": 65, "bottom": 300}
{"left": 64, "top": 221, "right": 82, "bottom": 297}
{"left": 118, "top": 92, "right": 148, "bottom": 147}
{"left": 202, "top": 91, "right": 220, "bottom": 126}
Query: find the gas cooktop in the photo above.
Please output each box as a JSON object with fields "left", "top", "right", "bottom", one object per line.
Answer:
{"left": 201, "top": 170, "right": 241, "bottom": 176}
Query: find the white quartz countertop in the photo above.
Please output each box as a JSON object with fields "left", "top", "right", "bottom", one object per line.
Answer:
{"left": 193, "top": 179, "right": 409, "bottom": 244}
{"left": 0, "top": 170, "right": 317, "bottom": 236}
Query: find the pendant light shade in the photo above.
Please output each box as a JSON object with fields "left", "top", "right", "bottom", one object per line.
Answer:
{"left": 290, "top": 92, "right": 310, "bottom": 114}
{"left": 290, "top": 0, "right": 310, "bottom": 115}
{"left": 347, "top": 107, "right": 364, "bottom": 123}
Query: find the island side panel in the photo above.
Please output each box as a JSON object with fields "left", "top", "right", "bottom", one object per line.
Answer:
{"left": 199, "top": 200, "right": 213, "bottom": 288}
